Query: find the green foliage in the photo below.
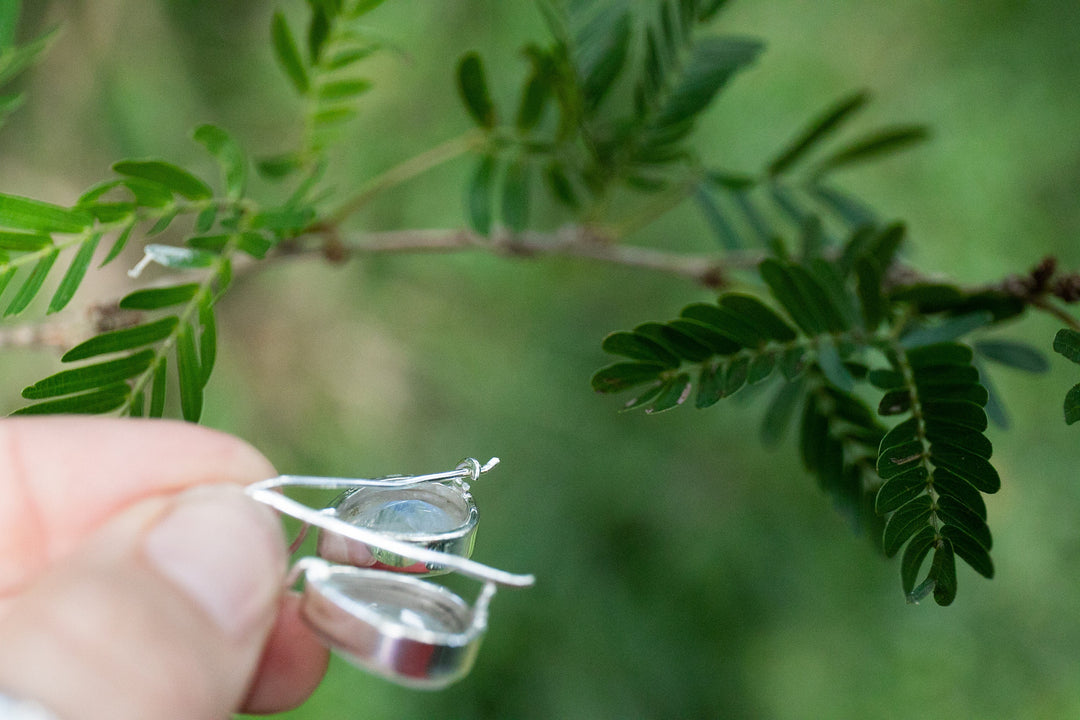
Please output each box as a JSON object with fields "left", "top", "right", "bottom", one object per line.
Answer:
{"left": 592, "top": 219, "right": 1026, "bottom": 604}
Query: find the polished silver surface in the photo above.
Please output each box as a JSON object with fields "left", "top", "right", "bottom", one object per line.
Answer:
{"left": 297, "top": 558, "right": 495, "bottom": 690}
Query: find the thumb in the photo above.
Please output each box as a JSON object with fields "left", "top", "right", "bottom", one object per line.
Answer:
{"left": 0, "top": 484, "right": 287, "bottom": 720}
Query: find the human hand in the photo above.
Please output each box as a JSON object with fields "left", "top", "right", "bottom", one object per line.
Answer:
{"left": 0, "top": 417, "right": 329, "bottom": 719}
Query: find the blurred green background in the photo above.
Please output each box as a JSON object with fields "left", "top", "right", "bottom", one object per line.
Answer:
{"left": 4, "top": 1, "right": 1080, "bottom": 718}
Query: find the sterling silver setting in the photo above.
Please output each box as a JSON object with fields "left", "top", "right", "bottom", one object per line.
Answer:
{"left": 245, "top": 457, "right": 533, "bottom": 689}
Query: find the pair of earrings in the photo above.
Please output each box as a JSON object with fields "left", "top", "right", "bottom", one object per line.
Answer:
{"left": 245, "top": 457, "right": 533, "bottom": 689}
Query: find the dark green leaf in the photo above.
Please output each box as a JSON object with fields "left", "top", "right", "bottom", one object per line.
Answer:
{"left": 694, "top": 186, "right": 741, "bottom": 251}
{"left": 648, "top": 322, "right": 715, "bottom": 362}
{"left": 876, "top": 440, "right": 924, "bottom": 480}
{"left": 719, "top": 294, "right": 797, "bottom": 342}
{"left": 879, "top": 417, "right": 918, "bottom": 453}
{"left": 855, "top": 256, "right": 886, "bottom": 329}
{"left": 149, "top": 358, "right": 167, "bottom": 418}
{"left": 921, "top": 399, "right": 988, "bottom": 433}
{"left": 930, "top": 541, "right": 958, "bottom": 606}
{"left": 501, "top": 159, "right": 530, "bottom": 232}
{"left": 63, "top": 317, "right": 179, "bottom": 362}
{"left": 808, "top": 183, "right": 878, "bottom": 228}
{"left": 193, "top": 124, "right": 248, "bottom": 200}
{"left": 930, "top": 447, "right": 1000, "bottom": 493}
{"left": 926, "top": 383, "right": 988, "bottom": 407}
{"left": 936, "top": 495, "right": 992, "bottom": 550}
{"left": 768, "top": 91, "right": 869, "bottom": 176}
{"left": 1053, "top": 328, "right": 1080, "bottom": 364}
{"left": 113, "top": 160, "right": 212, "bottom": 201}
{"left": 974, "top": 339, "right": 1049, "bottom": 372}
{"left": 176, "top": 322, "right": 203, "bottom": 422}
{"left": 882, "top": 494, "right": 933, "bottom": 557}
{"left": 869, "top": 368, "right": 903, "bottom": 390}
{"left": 5, "top": 248, "right": 57, "bottom": 316}
{"left": 119, "top": 283, "right": 200, "bottom": 311}
{"left": 544, "top": 163, "right": 579, "bottom": 209}
{"left": 933, "top": 468, "right": 987, "bottom": 520}
{"left": 1065, "top": 383, "right": 1080, "bottom": 425}
{"left": 272, "top": 11, "right": 310, "bottom": 95}
{"left": 194, "top": 206, "right": 216, "bottom": 234}
{"left": 0, "top": 193, "right": 91, "bottom": 234}
{"left": 602, "top": 331, "right": 680, "bottom": 367}
{"left": 655, "top": 36, "right": 762, "bottom": 126}
{"left": 48, "top": 232, "right": 101, "bottom": 314}
{"left": 695, "top": 363, "right": 723, "bottom": 408}
{"left": 257, "top": 153, "right": 303, "bottom": 180}
{"left": 621, "top": 381, "right": 664, "bottom": 412}
{"left": 457, "top": 52, "right": 496, "bottom": 128}
{"left": 467, "top": 155, "right": 496, "bottom": 235}
{"left": 817, "top": 341, "right": 854, "bottom": 391}
{"left": 814, "top": 125, "right": 930, "bottom": 176}
{"left": 680, "top": 303, "right": 757, "bottom": 348}
{"left": 723, "top": 356, "right": 749, "bottom": 396}
{"left": 900, "top": 312, "right": 993, "bottom": 349}
{"left": 12, "top": 384, "right": 129, "bottom": 416}
{"left": 576, "top": 6, "right": 631, "bottom": 112}
{"left": 941, "top": 525, "right": 994, "bottom": 579}
{"left": 516, "top": 72, "right": 550, "bottom": 132}
{"left": 646, "top": 373, "right": 692, "bottom": 413}
{"left": 22, "top": 350, "right": 155, "bottom": 400}
{"left": 875, "top": 466, "right": 928, "bottom": 515}
{"left": 927, "top": 425, "right": 993, "bottom": 460}
{"left": 912, "top": 364, "right": 980, "bottom": 387}
{"left": 0, "top": 267, "right": 13, "bottom": 296}
{"left": 761, "top": 376, "right": 804, "bottom": 445}
{"left": 905, "top": 342, "right": 974, "bottom": 369}
{"left": 780, "top": 346, "right": 806, "bottom": 379}
{"left": 591, "top": 362, "right": 668, "bottom": 393}
{"left": 900, "top": 525, "right": 938, "bottom": 595}
{"left": 747, "top": 353, "right": 776, "bottom": 384}
{"left": 759, "top": 259, "right": 823, "bottom": 335}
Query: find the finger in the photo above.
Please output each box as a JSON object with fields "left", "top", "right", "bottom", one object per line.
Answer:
{"left": 0, "top": 417, "right": 276, "bottom": 594}
{"left": 241, "top": 593, "right": 330, "bottom": 714}
{"left": 0, "top": 484, "right": 323, "bottom": 719}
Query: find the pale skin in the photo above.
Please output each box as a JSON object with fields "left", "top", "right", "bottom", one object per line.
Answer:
{"left": 0, "top": 417, "right": 330, "bottom": 719}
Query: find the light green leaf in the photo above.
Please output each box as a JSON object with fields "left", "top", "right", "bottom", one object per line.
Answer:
{"left": 176, "top": 322, "right": 203, "bottom": 422}
{"left": 193, "top": 124, "right": 248, "bottom": 200}
{"left": 0, "top": 193, "right": 92, "bottom": 234}
{"left": 5, "top": 247, "right": 57, "bottom": 316}
{"left": 113, "top": 160, "right": 213, "bottom": 201}
{"left": 272, "top": 10, "right": 310, "bottom": 95}
{"left": 48, "top": 232, "right": 101, "bottom": 314}
{"left": 119, "top": 283, "right": 200, "bottom": 310}
{"left": 22, "top": 350, "right": 155, "bottom": 400}
{"left": 63, "top": 317, "right": 179, "bottom": 362}
{"left": 101, "top": 224, "right": 134, "bottom": 267}
{"left": 0, "top": 230, "right": 50, "bottom": 251}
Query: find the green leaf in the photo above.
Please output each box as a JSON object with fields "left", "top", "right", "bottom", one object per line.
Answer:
{"left": 695, "top": 363, "right": 723, "bottom": 408}
{"left": 544, "top": 163, "right": 580, "bottom": 209}
{"left": 906, "top": 342, "right": 974, "bottom": 369}
{"left": 941, "top": 524, "right": 994, "bottom": 579}
{"left": 112, "top": 160, "right": 213, "bottom": 201}
{"left": 0, "top": 230, "right": 51, "bottom": 251}
{"left": 759, "top": 259, "right": 823, "bottom": 335}
{"left": 921, "top": 399, "right": 987, "bottom": 433}
{"left": 101, "top": 224, "right": 134, "bottom": 267}
{"left": 48, "top": 232, "right": 101, "bottom": 314}
{"left": 237, "top": 232, "right": 273, "bottom": 260}
{"left": 318, "top": 78, "right": 372, "bottom": 102}
{"left": 936, "top": 495, "right": 992, "bottom": 550}
{"left": 723, "top": 356, "right": 750, "bottom": 397}
{"left": 718, "top": 294, "right": 797, "bottom": 342}
{"left": 927, "top": 426, "right": 993, "bottom": 460}
{"left": 592, "top": 362, "right": 668, "bottom": 393}
{"left": 457, "top": 52, "right": 496, "bottom": 128}
{"left": 816, "top": 341, "right": 854, "bottom": 391}
{"left": 199, "top": 303, "right": 216, "bottom": 387}
{"left": 875, "top": 466, "right": 928, "bottom": 515}
{"left": 694, "top": 186, "right": 741, "bottom": 251}
{"left": 646, "top": 373, "right": 692, "bottom": 413}
{"left": 768, "top": 90, "right": 869, "bottom": 176}
{"left": 0, "top": 193, "right": 92, "bottom": 234}
{"left": 930, "top": 540, "right": 958, "bottom": 606}
{"left": 501, "top": 159, "right": 530, "bottom": 232}
{"left": 63, "top": 317, "right": 179, "bottom": 362}
{"left": 467, "top": 155, "right": 496, "bottom": 235}
{"left": 930, "top": 446, "right": 1000, "bottom": 493}
{"left": 576, "top": 6, "right": 631, "bottom": 112}
{"left": 876, "top": 439, "right": 924, "bottom": 480}
{"left": 5, "top": 248, "right": 57, "bottom": 316}
{"left": 149, "top": 358, "right": 167, "bottom": 418}
{"left": 193, "top": 124, "right": 248, "bottom": 200}
{"left": 176, "top": 322, "right": 203, "bottom": 422}
{"left": 119, "top": 283, "right": 200, "bottom": 310}
{"left": 900, "top": 525, "right": 938, "bottom": 595}
{"left": 761, "top": 376, "right": 804, "bottom": 445}
{"left": 0, "top": 0, "right": 18, "bottom": 49}
{"left": 973, "top": 339, "right": 1049, "bottom": 373}
{"left": 747, "top": 353, "right": 776, "bottom": 384}
{"left": 933, "top": 468, "right": 987, "bottom": 520}
{"left": 22, "top": 350, "right": 155, "bottom": 400}
{"left": 655, "top": 36, "right": 762, "bottom": 126}
{"left": 1065, "top": 383, "right": 1080, "bottom": 425}
{"left": 813, "top": 125, "right": 930, "bottom": 176}
{"left": 882, "top": 494, "right": 934, "bottom": 557}
{"left": 272, "top": 11, "right": 310, "bottom": 95}
{"left": 12, "top": 384, "right": 130, "bottom": 416}
{"left": 516, "top": 70, "right": 550, "bottom": 132}
{"left": 602, "top": 331, "right": 680, "bottom": 367}
{"left": 1053, "top": 328, "right": 1080, "bottom": 364}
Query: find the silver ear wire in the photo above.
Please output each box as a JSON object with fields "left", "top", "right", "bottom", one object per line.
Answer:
{"left": 245, "top": 457, "right": 533, "bottom": 689}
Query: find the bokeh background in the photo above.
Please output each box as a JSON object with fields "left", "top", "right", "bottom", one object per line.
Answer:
{"left": 3, "top": 1, "right": 1080, "bottom": 718}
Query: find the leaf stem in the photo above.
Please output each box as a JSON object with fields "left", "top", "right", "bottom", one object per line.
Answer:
{"left": 327, "top": 129, "right": 486, "bottom": 225}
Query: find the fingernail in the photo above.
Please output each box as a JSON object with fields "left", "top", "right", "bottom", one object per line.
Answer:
{"left": 143, "top": 485, "right": 285, "bottom": 637}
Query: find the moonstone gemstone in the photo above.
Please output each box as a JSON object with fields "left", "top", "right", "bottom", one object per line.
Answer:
{"left": 356, "top": 498, "right": 458, "bottom": 535}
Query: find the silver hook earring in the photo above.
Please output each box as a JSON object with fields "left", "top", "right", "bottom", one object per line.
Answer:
{"left": 245, "top": 457, "right": 533, "bottom": 689}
